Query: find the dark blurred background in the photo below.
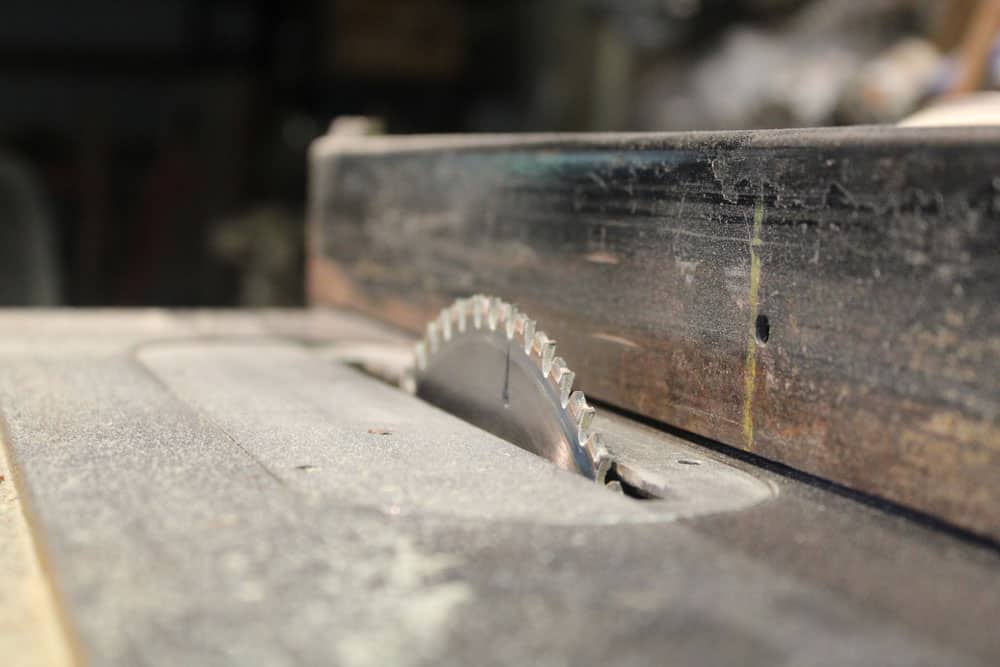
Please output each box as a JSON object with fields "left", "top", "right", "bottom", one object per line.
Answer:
{"left": 0, "top": 0, "right": 996, "bottom": 307}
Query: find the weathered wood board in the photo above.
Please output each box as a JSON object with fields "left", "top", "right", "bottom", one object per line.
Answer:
{"left": 308, "top": 128, "right": 1000, "bottom": 541}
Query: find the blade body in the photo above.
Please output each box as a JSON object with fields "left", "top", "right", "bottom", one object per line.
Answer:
{"left": 410, "top": 296, "right": 608, "bottom": 481}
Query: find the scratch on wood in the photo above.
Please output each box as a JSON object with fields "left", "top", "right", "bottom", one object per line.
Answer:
{"left": 742, "top": 197, "right": 765, "bottom": 451}
{"left": 590, "top": 332, "right": 641, "bottom": 349}
{"left": 588, "top": 171, "right": 610, "bottom": 190}
{"left": 583, "top": 251, "right": 621, "bottom": 265}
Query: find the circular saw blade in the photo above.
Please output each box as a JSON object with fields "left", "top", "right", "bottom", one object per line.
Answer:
{"left": 405, "top": 295, "right": 610, "bottom": 482}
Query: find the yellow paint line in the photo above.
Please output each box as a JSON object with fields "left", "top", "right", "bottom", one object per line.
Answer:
{"left": 742, "top": 197, "right": 765, "bottom": 451}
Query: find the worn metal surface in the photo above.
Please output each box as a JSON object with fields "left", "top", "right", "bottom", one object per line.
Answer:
{"left": 308, "top": 127, "right": 1000, "bottom": 541}
{"left": 1, "top": 310, "right": 999, "bottom": 666}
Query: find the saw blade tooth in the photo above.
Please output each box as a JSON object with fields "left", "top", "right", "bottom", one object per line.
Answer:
{"left": 503, "top": 304, "right": 517, "bottom": 339}
{"left": 439, "top": 309, "right": 452, "bottom": 341}
{"left": 585, "top": 433, "right": 613, "bottom": 484}
{"left": 559, "top": 369, "right": 575, "bottom": 408}
{"left": 548, "top": 356, "right": 572, "bottom": 407}
{"left": 472, "top": 295, "right": 484, "bottom": 329}
{"left": 455, "top": 299, "right": 468, "bottom": 333}
{"left": 578, "top": 404, "right": 595, "bottom": 437}
{"left": 533, "top": 333, "right": 556, "bottom": 375}
{"left": 522, "top": 319, "right": 536, "bottom": 354}
{"left": 568, "top": 390, "right": 595, "bottom": 436}
{"left": 531, "top": 330, "right": 547, "bottom": 355}
{"left": 426, "top": 321, "right": 440, "bottom": 353}
{"left": 542, "top": 342, "right": 556, "bottom": 376}
{"left": 549, "top": 355, "right": 566, "bottom": 380}
{"left": 414, "top": 341, "right": 428, "bottom": 370}
{"left": 487, "top": 297, "right": 502, "bottom": 330}
{"left": 513, "top": 312, "right": 527, "bottom": 341}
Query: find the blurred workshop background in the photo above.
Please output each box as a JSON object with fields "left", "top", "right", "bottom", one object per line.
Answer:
{"left": 0, "top": 0, "right": 997, "bottom": 307}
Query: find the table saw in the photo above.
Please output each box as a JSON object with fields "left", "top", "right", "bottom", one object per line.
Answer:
{"left": 3, "top": 125, "right": 999, "bottom": 666}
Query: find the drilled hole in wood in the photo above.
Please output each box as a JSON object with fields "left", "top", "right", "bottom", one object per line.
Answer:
{"left": 755, "top": 314, "right": 770, "bottom": 345}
